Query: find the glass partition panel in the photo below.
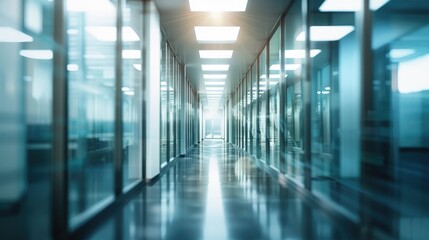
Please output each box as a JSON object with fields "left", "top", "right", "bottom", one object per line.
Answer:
{"left": 368, "top": 0, "right": 429, "bottom": 237}
{"left": 160, "top": 34, "right": 168, "bottom": 165}
{"left": 309, "top": 0, "right": 359, "bottom": 216}
{"left": 67, "top": 0, "right": 116, "bottom": 225}
{"left": 122, "top": 0, "right": 143, "bottom": 190}
{"left": 269, "top": 27, "right": 281, "bottom": 169}
{"left": 258, "top": 48, "right": 267, "bottom": 162}
{"left": 284, "top": 0, "right": 304, "bottom": 185}
{"left": 251, "top": 64, "right": 258, "bottom": 156}
{"left": 168, "top": 49, "right": 175, "bottom": 159}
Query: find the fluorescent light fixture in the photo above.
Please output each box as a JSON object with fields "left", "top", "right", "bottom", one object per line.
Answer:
{"left": 325, "top": 87, "right": 331, "bottom": 91}
{"left": 270, "top": 64, "right": 301, "bottom": 71}
{"left": 67, "top": 64, "right": 79, "bottom": 72}
{"left": 195, "top": 26, "right": 240, "bottom": 43}
{"left": 19, "top": 50, "right": 53, "bottom": 59}
{"left": 202, "top": 64, "right": 229, "bottom": 71}
{"left": 204, "top": 74, "right": 227, "bottom": 79}
{"left": 260, "top": 74, "right": 282, "bottom": 79}
{"left": 67, "top": 0, "right": 115, "bottom": 13}
{"left": 205, "top": 82, "right": 225, "bottom": 85}
{"left": 189, "top": 0, "right": 248, "bottom": 12}
{"left": 319, "top": 0, "right": 390, "bottom": 12}
{"left": 322, "top": 91, "right": 330, "bottom": 95}
{"left": 0, "top": 27, "right": 33, "bottom": 42}
{"left": 398, "top": 53, "right": 429, "bottom": 94}
{"left": 124, "top": 91, "right": 135, "bottom": 96}
{"left": 133, "top": 64, "right": 142, "bottom": 71}
{"left": 285, "top": 49, "right": 321, "bottom": 59}
{"left": 206, "top": 87, "right": 224, "bottom": 91}
{"left": 296, "top": 26, "right": 355, "bottom": 41}
{"left": 85, "top": 26, "right": 139, "bottom": 42}
{"left": 122, "top": 87, "right": 131, "bottom": 91}
{"left": 199, "top": 50, "right": 233, "bottom": 59}
{"left": 389, "top": 49, "right": 415, "bottom": 59}
{"left": 122, "top": 50, "right": 141, "bottom": 59}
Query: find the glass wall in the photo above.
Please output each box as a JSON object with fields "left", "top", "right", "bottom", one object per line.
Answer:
{"left": 0, "top": 0, "right": 54, "bottom": 238}
{"left": 284, "top": 0, "right": 305, "bottom": 184}
{"left": 168, "top": 49, "right": 175, "bottom": 160}
{"left": 227, "top": 0, "right": 429, "bottom": 238}
{"left": 251, "top": 63, "right": 258, "bottom": 157}
{"left": 258, "top": 49, "right": 267, "bottom": 162}
{"left": 67, "top": 0, "right": 117, "bottom": 224}
{"left": 0, "top": 0, "right": 200, "bottom": 238}
{"left": 268, "top": 28, "right": 281, "bottom": 169}
{"left": 309, "top": 0, "right": 360, "bottom": 213}
{"left": 160, "top": 34, "right": 168, "bottom": 165}
{"left": 122, "top": 0, "right": 143, "bottom": 190}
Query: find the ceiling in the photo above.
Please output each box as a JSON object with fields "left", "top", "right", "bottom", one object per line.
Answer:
{"left": 155, "top": 0, "right": 291, "bottom": 108}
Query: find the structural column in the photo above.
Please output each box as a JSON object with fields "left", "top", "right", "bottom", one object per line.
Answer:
{"left": 143, "top": 0, "right": 161, "bottom": 180}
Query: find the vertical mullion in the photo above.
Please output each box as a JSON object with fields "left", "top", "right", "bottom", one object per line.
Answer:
{"left": 52, "top": 0, "right": 68, "bottom": 238}
{"left": 114, "top": 0, "right": 124, "bottom": 196}
{"left": 266, "top": 45, "right": 270, "bottom": 165}
{"left": 279, "top": 15, "right": 286, "bottom": 173}
{"left": 256, "top": 56, "right": 260, "bottom": 159}
{"left": 302, "top": 0, "right": 312, "bottom": 190}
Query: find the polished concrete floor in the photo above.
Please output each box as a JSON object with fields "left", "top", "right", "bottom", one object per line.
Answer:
{"left": 87, "top": 140, "right": 356, "bottom": 240}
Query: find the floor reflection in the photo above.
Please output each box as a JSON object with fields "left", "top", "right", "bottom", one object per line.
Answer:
{"left": 87, "top": 140, "right": 356, "bottom": 240}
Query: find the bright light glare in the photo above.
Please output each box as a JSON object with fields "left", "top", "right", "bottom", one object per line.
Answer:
{"left": 270, "top": 64, "right": 301, "bottom": 71}
{"left": 195, "top": 26, "right": 240, "bottom": 43}
{"left": 122, "top": 87, "right": 131, "bottom": 91}
{"left": 189, "top": 0, "right": 248, "bottom": 12}
{"left": 204, "top": 74, "right": 227, "bottom": 79}
{"left": 206, "top": 87, "right": 224, "bottom": 91}
{"left": 124, "top": 91, "right": 135, "bottom": 96}
{"left": 205, "top": 82, "right": 225, "bottom": 85}
{"left": 0, "top": 27, "right": 33, "bottom": 42}
{"left": 67, "top": 64, "right": 79, "bottom": 72}
{"left": 389, "top": 49, "right": 415, "bottom": 59}
{"left": 285, "top": 49, "right": 321, "bottom": 59}
{"left": 133, "top": 64, "right": 142, "bottom": 71}
{"left": 296, "top": 26, "right": 355, "bottom": 41}
{"left": 122, "top": 50, "right": 141, "bottom": 59}
{"left": 398, "top": 53, "right": 429, "bottom": 94}
{"left": 202, "top": 64, "right": 229, "bottom": 71}
{"left": 85, "top": 26, "right": 140, "bottom": 42}
{"left": 67, "top": 0, "right": 115, "bottom": 13}
{"left": 19, "top": 50, "right": 53, "bottom": 59}
{"left": 260, "top": 74, "right": 282, "bottom": 79}
{"left": 199, "top": 50, "right": 233, "bottom": 59}
{"left": 319, "top": 0, "right": 390, "bottom": 12}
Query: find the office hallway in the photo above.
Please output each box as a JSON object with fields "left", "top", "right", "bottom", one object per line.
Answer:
{"left": 87, "top": 140, "right": 355, "bottom": 240}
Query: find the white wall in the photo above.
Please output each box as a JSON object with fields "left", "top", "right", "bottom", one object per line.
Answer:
{"left": 144, "top": 1, "right": 161, "bottom": 180}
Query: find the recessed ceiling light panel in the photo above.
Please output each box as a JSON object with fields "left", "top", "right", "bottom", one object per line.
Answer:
{"left": 86, "top": 26, "right": 139, "bottom": 42}
{"left": 19, "top": 50, "right": 53, "bottom": 59}
{"left": 319, "top": 0, "right": 390, "bottom": 12}
{"left": 285, "top": 49, "right": 321, "bottom": 59}
{"left": 204, "top": 74, "right": 227, "bottom": 79}
{"left": 189, "top": 0, "right": 248, "bottom": 12}
{"left": 195, "top": 26, "right": 240, "bottom": 43}
{"left": 202, "top": 64, "right": 229, "bottom": 71}
{"left": 296, "top": 26, "right": 355, "bottom": 41}
{"left": 0, "top": 27, "right": 33, "bottom": 42}
{"left": 199, "top": 50, "right": 233, "bottom": 59}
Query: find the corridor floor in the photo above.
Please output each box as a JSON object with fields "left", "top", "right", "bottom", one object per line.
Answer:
{"left": 87, "top": 140, "right": 356, "bottom": 240}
